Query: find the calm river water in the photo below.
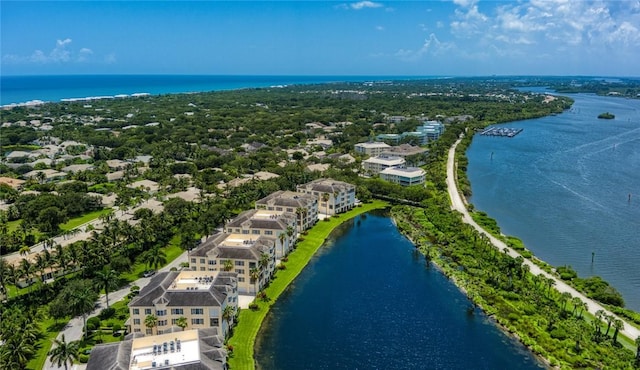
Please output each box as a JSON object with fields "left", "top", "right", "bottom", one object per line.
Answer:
{"left": 255, "top": 212, "right": 544, "bottom": 369}
{"left": 467, "top": 92, "right": 640, "bottom": 310}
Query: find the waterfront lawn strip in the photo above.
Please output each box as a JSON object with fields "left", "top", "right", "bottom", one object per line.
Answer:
{"left": 227, "top": 201, "right": 388, "bottom": 370}
{"left": 392, "top": 205, "right": 637, "bottom": 369}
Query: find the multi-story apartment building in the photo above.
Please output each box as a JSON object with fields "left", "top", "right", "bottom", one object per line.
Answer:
{"left": 381, "top": 144, "right": 428, "bottom": 162}
{"left": 296, "top": 178, "right": 356, "bottom": 216}
{"left": 87, "top": 328, "right": 227, "bottom": 370}
{"left": 223, "top": 209, "right": 297, "bottom": 258}
{"left": 255, "top": 190, "right": 319, "bottom": 232}
{"left": 354, "top": 142, "right": 391, "bottom": 157}
{"left": 128, "top": 271, "right": 238, "bottom": 337}
{"left": 189, "top": 233, "right": 276, "bottom": 294}
{"left": 362, "top": 155, "right": 406, "bottom": 175}
{"left": 379, "top": 166, "right": 427, "bottom": 186}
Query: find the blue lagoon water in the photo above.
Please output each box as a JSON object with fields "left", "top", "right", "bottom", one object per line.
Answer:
{"left": 255, "top": 213, "right": 544, "bottom": 369}
{"left": 467, "top": 92, "right": 640, "bottom": 310}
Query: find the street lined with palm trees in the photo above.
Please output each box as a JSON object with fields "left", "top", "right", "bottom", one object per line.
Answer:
{"left": 446, "top": 137, "right": 640, "bottom": 342}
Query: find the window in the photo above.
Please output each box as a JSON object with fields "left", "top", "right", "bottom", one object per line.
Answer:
{"left": 144, "top": 309, "right": 152, "bottom": 315}
{"left": 133, "top": 319, "right": 140, "bottom": 325}
{"left": 134, "top": 328, "right": 141, "bottom": 333}
{"left": 191, "top": 318, "right": 204, "bottom": 325}
{"left": 234, "top": 261, "right": 245, "bottom": 266}
{"left": 235, "top": 269, "right": 244, "bottom": 274}
{"left": 156, "top": 310, "right": 166, "bottom": 316}
{"left": 238, "top": 277, "right": 245, "bottom": 282}
{"left": 190, "top": 258, "right": 196, "bottom": 264}
{"left": 210, "top": 318, "right": 220, "bottom": 326}
{"left": 208, "top": 260, "right": 216, "bottom": 265}
{"left": 157, "top": 330, "right": 164, "bottom": 335}
{"left": 171, "top": 318, "right": 177, "bottom": 325}
{"left": 286, "top": 208, "right": 293, "bottom": 212}
{"left": 200, "top": 267, "right": 205, "bottom": 271}
{"left": 249, "top": 262, "right": 256, "bottom": 269}
{"left": 235, "top": 228, "right": 241, "bottom": 233}
{"left": 191, "top": 308, "right": 204, "bottom": 315}
{"left": 171, "top": 308, "right": 183, "bottom": 315}
{"left": 264, "top": 230, "right": 273, "bottom": 235}
{"left": 158, "top": 320, "right": 167, "bottom": 326}
{"left": 276, "top": 207, "right": 282, "bottom": 211}
{"left": 242, "top": 230, "right": 249, "bottom": 234}
{"left": 146, "top": 329, "right": 153, "bottom": 335}
{"left": 133, "top": 309, "right": 139, "bottom": 315}
{"left": 252, "top": 230, "right": 260, "bottom": 235}
{"left": 200, "top": 258, "right": 205, "bottom": 264}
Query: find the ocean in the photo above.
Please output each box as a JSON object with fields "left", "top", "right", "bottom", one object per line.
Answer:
{"left": 1, "top": 74, "right": 421, "bottom": 106}
{"left": 467, "top": 91, "right": 640, "bottom": 310}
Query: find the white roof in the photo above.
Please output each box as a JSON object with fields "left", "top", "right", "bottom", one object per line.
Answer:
{"left": 380, "top": 166, "right": 426, "bottom": 177}
{"left": 355, "top": 142, "right": 390, "bottom": 149}
{"left": 363, "top": 156, "right": 405, "bottom": 166}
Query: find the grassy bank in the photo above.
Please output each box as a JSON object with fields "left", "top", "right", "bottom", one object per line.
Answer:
{"left": 227, "top": 200, "right": 388, "bottom": 370}
{"left": 60, "top": 208, "right": 112, "bottom": 231}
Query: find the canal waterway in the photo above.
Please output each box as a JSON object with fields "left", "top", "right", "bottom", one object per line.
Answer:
{"left": 467, "top": 92, "right": 640, "bottom": 310}
{"left": 255, "top": 212, "right": 544, "bottom": 369}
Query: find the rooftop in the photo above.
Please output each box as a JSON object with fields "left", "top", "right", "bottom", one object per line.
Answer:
{"left": 167, "top": 271, "right": 220, "bottom": 292}
{"left": 130, "top": 330, "right": 200, "bottom": 370}
{"left": 380, "top": 166, "right": 426, "bottom": 176}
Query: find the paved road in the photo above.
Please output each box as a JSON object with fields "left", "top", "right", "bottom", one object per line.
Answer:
{"left": 446, "top": 137, "right": 640, "bottom": 342}
{"left": 44, "top": 250, "right": 188, "bottom": 370}
{"left": 3, "top": 199, "right": 164, "bottom": 266}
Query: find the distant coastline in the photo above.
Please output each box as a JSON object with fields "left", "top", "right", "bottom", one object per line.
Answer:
{"left": 0, "top": 74, "right": 443, "bottom": 106}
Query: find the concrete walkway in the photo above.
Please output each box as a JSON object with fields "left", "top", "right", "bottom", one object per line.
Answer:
{"left": 44, "top": 250, "right": 188, "bottom": 370}
{"left": 446, "top": 137, "right": 639, "bottom": 342}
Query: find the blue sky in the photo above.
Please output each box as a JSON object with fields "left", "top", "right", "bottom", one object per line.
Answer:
{"left": 1, "top": 0, "right": 639, "bottom": 76}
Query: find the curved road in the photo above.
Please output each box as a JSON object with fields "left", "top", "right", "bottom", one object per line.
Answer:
{"left": 446, "top": 137, "right": 639, "bottom": 342}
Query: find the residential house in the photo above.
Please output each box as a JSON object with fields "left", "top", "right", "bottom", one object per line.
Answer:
{"left": 0, "top": 177, "right": 25, "bottom": 190}
{"left": 255, "top": 190, "right": 319, "bottom": 232}
{"left": 297, "top": 178, "right": 356, "bottom": 216}
{"left": 362, "top": 155, "right": 405, "bottom": 175}
{"left": 189, "top": 234, "right": 276, "bottom": 294}
{"left": 379, "top": 167, "right": 426, "bottom": 186}
{"left": 354, "top": 142, "right": 391, "bottom": 157}
{"left": 224, "top": 209, "right": 297, "bottom": 258}
{"left": 87, "top": 328, "right": 227, "bottom": 370}
{"left": 128, "top": 271, "right": 238, "bottom": 337}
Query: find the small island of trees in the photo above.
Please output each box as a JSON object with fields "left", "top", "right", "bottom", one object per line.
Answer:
{"left": 598, "top": 112, "right": 615, "bottom": 119}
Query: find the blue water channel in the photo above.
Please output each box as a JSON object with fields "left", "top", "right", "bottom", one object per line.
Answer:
{"left": 255, "top": 212, "right": 544, "bottom": 369}
{"left": 467, "top": 91, "right": 640, "bottom": 310}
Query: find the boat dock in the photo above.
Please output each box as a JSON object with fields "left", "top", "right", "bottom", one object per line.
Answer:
{"left": 480, "top": 127, "right": 523, "bottom": 137}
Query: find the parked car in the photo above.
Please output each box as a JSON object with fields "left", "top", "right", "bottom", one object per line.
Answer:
{"left": 143, "top": 270, "right": 156, "bottom": 278}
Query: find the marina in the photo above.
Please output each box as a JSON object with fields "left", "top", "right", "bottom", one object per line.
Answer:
{"left": 480, "top": 127, "right": 523, "bottom": 137}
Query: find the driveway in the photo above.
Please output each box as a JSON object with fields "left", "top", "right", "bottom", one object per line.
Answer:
{"left": 44, "top": 250, "right": 187, "bottom": 370}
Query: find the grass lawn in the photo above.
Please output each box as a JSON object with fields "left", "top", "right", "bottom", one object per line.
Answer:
{"left": 120, "top": 235, "right": 184, "bottom": 283}
{"left": 227, "top": 200, "right": 388, "bottom": 370}
{"left": 60, "top": 208, "right": 113, "bottom": 231}
{"left": 27, "top": 316, "right": 69, "bottom": 370}
{"left": 6, "top": 219, "right": 21, "bottom": 233}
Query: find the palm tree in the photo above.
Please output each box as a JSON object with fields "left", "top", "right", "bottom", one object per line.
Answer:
{"left": 176, "top": 316, "right": 188, "bottom": 331}
{"left": 19, "top": 258, "right": 35, "bottom": 288}
{"left": 142, "top": 246, "right": 167, "bottom": 271}
{"left": 321, "top": 193, "right": 330, "bottom": 216}
{"left": 250, "top": 268, "right": 260, "bottom": 294}
{"left": 611, "top": 319, "right": 624, "bottom": 343}
{"left": 604, "top": 313, "right": 614, "bottom": 336}
{"left": 278, "top": 232, "right": 286, "bottom": 257}
{"left": 68, "top": 281, "right": 98, "bottom": 339}
{"left": 48, "top": 334, "right": 80, "bottom": 370}
{"left": 222, "top": 305, "right": 235, "bottom": 337}
{"left": 94, "top": 267, "right": 119, "bottom": 308}
{"left": 222, "top": 259, "right": 234, "bottom": 272}
{"left": 145, "top": 314, "right": 158, "bottom": 335}
{"left": 19, "top": 245, "right": 31, "bottom": 257}
{"left": 0, "top": 257, "right": 15, "bottom": 296}
{"left": 559, "top": 291, "right": 572, "bottom": 313}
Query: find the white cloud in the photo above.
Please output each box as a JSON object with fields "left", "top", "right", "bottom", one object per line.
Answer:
{"left": 1, "top": 38, "right": 103, "bottom": 65}
{"left": 395, "top": 33, "right": 454, "bottom": 61}
{"left": 350, "top": 1, "right": 383, "bottom": 10}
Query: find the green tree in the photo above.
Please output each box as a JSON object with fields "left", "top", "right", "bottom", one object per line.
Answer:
{"left": 94, "top": 266, "right": 119, "bottom": 308}
{"left": 222, "top": 259, "right": 234, "bottom": 272}
{"left": 222, "top": 305, "right": 235, "bottom": 337}
{"left": 64, "top": 280, "right": 98, "bottom": 339}
{"left": 145, "top": 314, "right": 158, "bottom": 335}
{"left": 176, "top": 316, "right": 188, "bottom": 331}
{"left": 250, "top": 267, "right": 260, "bottom": 294}
{"left": 142, "top": 246, "right": 167, "bottom": 271}
{"left": 48, "top": 334, "right": 80, "bottom": 370}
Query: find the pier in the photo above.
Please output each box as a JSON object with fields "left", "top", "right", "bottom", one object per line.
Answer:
{"left": 480, "top": 127, "right": 523, "bottom": 137}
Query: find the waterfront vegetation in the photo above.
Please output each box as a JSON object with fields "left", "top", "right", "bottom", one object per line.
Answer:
{"left": 227, "top": 200, "right": 388, "bottom": 370}
{"left": 2, "top": 78, "right": 639, "bottom": 369}
{"left": 598, "top": 112, "right": 615, "bottom": 119}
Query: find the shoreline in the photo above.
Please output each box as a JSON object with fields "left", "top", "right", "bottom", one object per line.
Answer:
{"left": 395, "top": 220, "right": 551, "bottom": 369}
{"left": 227, "top": 200, "right": 389, "bottom": 370}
